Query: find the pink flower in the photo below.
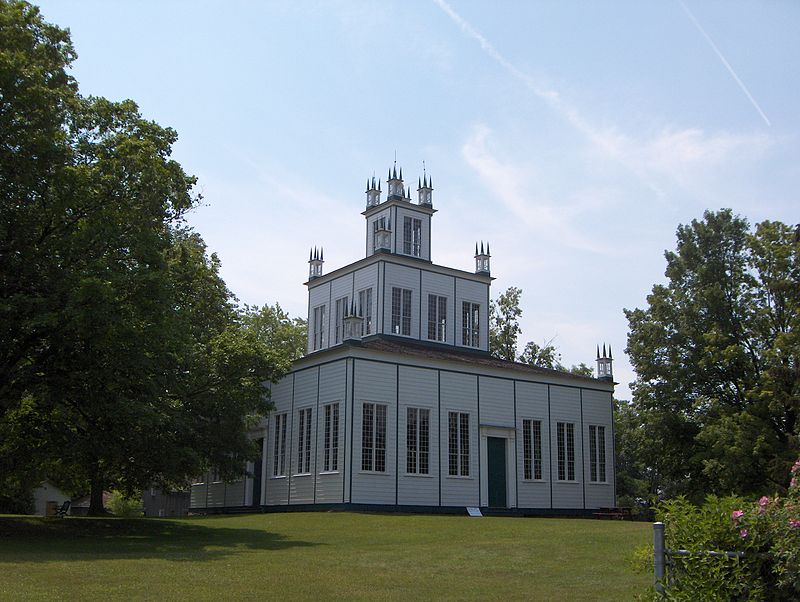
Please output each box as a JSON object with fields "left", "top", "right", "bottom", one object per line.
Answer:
{"left": 789, "top": 520, "right": 800, "bottom": 529}
{"left": 739, "top": 528, "right": 748, "bottom": 538}
{"left": 791, "top": 477, "right": 797, "bottom": 489}
{"left": 759, "top": 496, "right": 769, "bottom": 514}
{"left": 732, "top": 510, "right": 744, "bottom": 521}
{"left": 792, "top": 459, "right": 800, "bottom": 473}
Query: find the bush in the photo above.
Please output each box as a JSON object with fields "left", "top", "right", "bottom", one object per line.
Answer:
{"left": 654, "top": 459, "right": 800, "bottom": 600}
{"left": 107, "top": 491, "right": 143, "bottom": 518}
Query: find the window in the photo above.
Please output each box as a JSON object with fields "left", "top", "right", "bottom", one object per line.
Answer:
{"left": 391, "top": 287, "right": 412, "bottom": 336}
{"left": 427, "top": 295, "right": 447, "bottom": 342}
{"left": 334, "top": 296, "right": 348, "bottom": 344}
{"left": 589, "top": 425, "right": 606, "bottom": 482}
{"left": 556, "top": 422, "right": 575, "bottom": 481}
{"left": 406, "top": 407, "right": 430, "bottom": 474}
{"left": 312, "top": 305, "right": 326, "bottom": 351}
{"left": 358, "top": 288, "right": 373, "bottom": 336}
{"left": 297, "top": 408, "right": 312, "bottom": 474}
{"left": 361, "top": 403, "right": 387, "bottom": 472}
{"left": 373, "top": 216, "right": 390, "bottom": 252}
{"left": 448, "top": 411, "right": 470, "bottom": 476}
{"left": 272, "top": 413, "right": 287, "bottom": 476}
{"left": 461, "top": 302, "right": 480, "bottom": 347}
{"left": 210, "top": 468, "right": 221, "bottom": 483}
{"left": 323, "top": 403, "right": 340, "bottom": 472}
{"left": 403, "top": 217, "right": 422, "bottom": 256}
{"left": 523, "top": 419, "right": 543, "bottom": 480}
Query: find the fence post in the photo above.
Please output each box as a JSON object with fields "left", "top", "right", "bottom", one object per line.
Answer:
{"left": 653, "top": 522, "right": 666, "bottom": 594}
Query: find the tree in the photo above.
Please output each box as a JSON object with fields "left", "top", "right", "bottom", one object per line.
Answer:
{"left": 625, "top": 210, "right": 800, "bottom": 500}
{"left": 241, "top": 303, "right": 307, "bottom": 362}
{"left": 0, "top": 2, "right": 296, "bottom": 514}
{"left": 519, "top": 339, "right": 561, "bottom": 369}
{"left": 489, "top": 287, "right": 523, "bottom": 360}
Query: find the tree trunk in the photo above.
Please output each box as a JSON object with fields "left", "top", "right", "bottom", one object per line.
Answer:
{"left": 88, "top": 477, "right": 105, "bottom": 516}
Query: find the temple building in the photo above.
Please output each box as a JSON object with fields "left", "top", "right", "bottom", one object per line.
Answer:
{"left": 190, "top": 164, "right": 616, "bottom": 514}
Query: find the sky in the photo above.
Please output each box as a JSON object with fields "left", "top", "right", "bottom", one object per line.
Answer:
{"left": 35, "top": 0, "right": 800, "bottom": 399}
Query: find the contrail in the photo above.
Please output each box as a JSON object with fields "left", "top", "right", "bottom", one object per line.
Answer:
{"left": 678, "top": 0, "right": 771, "bottom": 127}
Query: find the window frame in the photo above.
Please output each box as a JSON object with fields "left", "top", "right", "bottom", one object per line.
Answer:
{"left": 272, "top": 413, "right": 288, "bottom": 477}
{"left": 296, "top": 407, "right": 312, "bottom": 475}
{"left": 427, "top": 294, "right": 448, "bottom": 342}
{"left": 334, "top": 296, "right": 348, "bottom": 344}
{"left": 361, "top": 402, "right": 388, "bottom": 473}
{"left": 403, "top": 216, "right": 422, "bottom": 257}
{"left": 312, "top": 304, "right": 326, "bottom": 351}
{"left": 358, "top": 288, "right": 373, "bottom": 336}
{"left": 461, "top": 301, "right": 481, "bottom": 347}
{"left": 322, "top": 403, "right": 340, "bottom": 473}
{"left": 391, "top": 287, "right": 412, "bottom": 336}
{"left": 556, "top": 421, "right": 576, "bottom": 481}
{"left": 447, "top": 411, "right": 471, "bottom": 477}
{"left": 589, "top": 424, "right": 607, "bottom": 483}
{"left": 522, "top": 418, "right": 544, "bottom": 481}
{"left": 406, "top": 407, "right": 431, "bottom": 475}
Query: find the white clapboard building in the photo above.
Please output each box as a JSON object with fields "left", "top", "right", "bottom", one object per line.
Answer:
{"left": 190, "top": 165, "right": 616, "bottom": 514}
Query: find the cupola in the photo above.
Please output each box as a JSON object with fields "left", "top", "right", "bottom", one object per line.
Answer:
{"left": 387, "top": 164, "right": 404, "bottom": 201}
{"left": 418, "top": 173, "right": 433, "bottom": 207}
{"left": 343, "top": 299, "right": 364, "bottom": 341}
{"left": 373, "top": 216, "right": 391, "bottom": 252}
{"left": 596, "top": 344, "right": 613, "bottom": 381}
{"left": 474, "top": 241, "right": 490, "bottom": 275}
{"left": 365, "top": 176, "right": 381, "bottom": 208}
{"left": 308, "top": 246, "right": 324, "bottom": 280}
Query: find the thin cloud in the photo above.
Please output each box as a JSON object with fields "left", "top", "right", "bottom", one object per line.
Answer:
{"left": 678, "top": 0, "right": 771, "bottom": 127}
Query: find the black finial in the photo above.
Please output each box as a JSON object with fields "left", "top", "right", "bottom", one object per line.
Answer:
{"left": 596, "top": 345, "right": 600, "bottom": 359}
{"left": 378, "top": 179, "right": 381, "bottom": 191}
{"left": 602, "top": 343, "right": 607, "bottom": 358}
{"left": 487, "top": 242, "right": 490, "bottom": 255}
{"left": 480, "top": 241, "right": 484, "bottom": 254}
{"left": 418, "top": 177, "right": 421, "bottom": 188}
{"left": 399, "top": 167, "right": 403, "bottom": 180}
{"left": 608, "top": 344, "right": 613, "bottom": 359}
{"left": 320, "top": 248, "right": 323, "bottom": 261}
{"left": 475, "top": 242, "right": 479, "bottom": 255}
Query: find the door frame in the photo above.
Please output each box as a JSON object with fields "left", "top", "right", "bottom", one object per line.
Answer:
{"left": 479, "top": 425, "right": 517, "bottom": 508}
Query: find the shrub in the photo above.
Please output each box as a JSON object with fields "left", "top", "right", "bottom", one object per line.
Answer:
{"left": 654, "top": 459, "right": 800, "bottom": 600}
{"left": 107, "top": 491, "right": 143, "bottom": 518}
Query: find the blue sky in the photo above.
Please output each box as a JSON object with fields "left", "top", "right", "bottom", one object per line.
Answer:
{"left": 36, "top": 1, "right": 799, "bottom": 398}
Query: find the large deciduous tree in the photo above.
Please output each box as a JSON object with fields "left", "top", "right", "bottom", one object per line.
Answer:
{"left": 625, "top": 210, "right": 799, "bottom": 500}
{"left": 489, "top": 287, "right": 523, "bottom": 361}
{"left": 0, "top": 1, "right": 293, "bottom": 514}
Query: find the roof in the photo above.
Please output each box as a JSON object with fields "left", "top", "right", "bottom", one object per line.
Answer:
{"left": 347, "top": 336, "right": 605, "bottom": 384}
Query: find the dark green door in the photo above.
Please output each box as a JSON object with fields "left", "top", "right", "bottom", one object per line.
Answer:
{"left": 487, "top": 437, "right": 507, "bottom": 508}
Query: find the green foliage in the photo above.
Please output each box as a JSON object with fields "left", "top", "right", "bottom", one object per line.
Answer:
{"left": 240, "top": 303, "right": 307, "bottom": 362}
{"left": 519, "top": 339, "right": 561, "bottom": 369}
{"left": 625, "top": 210, "right": 800, "bottom": 500}
{"left": 107, "top": 491, "right": 143, "bottom": 518}
{"left": 655, "top": 459, "right": 800, "bottom": 600}
{"left": 0, "top": 1, "right": 298, "bottom": 513}
{"left": 489, "top": 286, "right": 523, "bottom": 360}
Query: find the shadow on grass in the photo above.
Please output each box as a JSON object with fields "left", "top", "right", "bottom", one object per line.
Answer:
{"left": 0, "top": 516, "right": 318, "bottom": 563}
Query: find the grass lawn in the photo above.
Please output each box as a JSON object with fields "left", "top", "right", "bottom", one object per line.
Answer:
{"left": 0, "top": 512, "right": 651, "bottom": 600}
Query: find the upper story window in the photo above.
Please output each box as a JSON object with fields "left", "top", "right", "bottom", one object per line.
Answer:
{"left": 403, "top": 217, "right": 422, "bottom": 257}
{"left": 589, "top": 425, "right": 607, "bottom": 483}
{"left": 427, "top": 295, "right": 447, "bottom": 342}
{"left": 312, "top": 305, "right": 326, "bottom": 351}
{"left": 358, "top": 288, "right": 373, "bottom": 336}
{"left": 334, "top": 296, "right": 348, "bottom": 344}
{"left": 391, "top": 287, "right": 412, "bottom": 336}
{"left": 461, "top": 302, "right": 480, "bottom": 347}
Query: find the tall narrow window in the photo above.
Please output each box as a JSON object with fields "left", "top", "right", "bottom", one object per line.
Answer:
{"left": 391, "top": 287, "right": 412, "bottom": 336}
{"left": 334, "top": 296, "right": 348, "bottom": 344}
{"left": 589, "top": 425, "right": 606, "bottom": 482}
{"left": 361, "top": 402, "right": 387, "bottom": 472}
{"left": 312, "top": 305, "right": 326, "bottom": 351}
{"left": 427, "top": 295, "right": 447, "bottom": 342}
{"left": 403, "top": 217, "right": 422, "bottom": 256}
{"left": 461, "top": 302, "right": 480, "bottom": 347}
{"left": 557, "top": 422, "right": 575, "bottom": 481}
{"left": 272, "top": 413, "right": 287, "bottom": 476}
{"left": 358, "top": 288, "right": 373, "bottom": 336}
{"left": 323, "top": 403, "right": 340, "bottom": 472}
{"left": 448, "top": 411, "right": 470, "bottom": 476}
{"left": 297, "top": 408, "right": 312, "bottom": 474}
{"left": 523, "top": 419, "right": 543, "bottom": 480}
{"left": 406, "top": 407, "right": 430, "bottom": 474}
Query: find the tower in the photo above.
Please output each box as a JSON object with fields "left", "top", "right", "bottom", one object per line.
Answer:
{"left": 417, "top": 173, "right": 433, "bottom": 207}
{"left": 596, "top": 344, "right": 613, "bottom": 381}
{"left": 365, "top": 176, "right": 381, "bottom": 208}
{"left": 386, "top": 164, "right": 404, "bottom": 201}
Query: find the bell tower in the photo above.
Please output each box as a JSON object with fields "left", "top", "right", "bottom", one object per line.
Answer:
{"left": 596, "top": 344, "right": 613, "bottom": 381}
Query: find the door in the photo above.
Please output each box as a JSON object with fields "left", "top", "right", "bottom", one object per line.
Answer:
{"left": 487, "top": 436, "right": 507, "bottom": 508}
{"left": 252, "top": 438, "right": 263, "bottom": 507}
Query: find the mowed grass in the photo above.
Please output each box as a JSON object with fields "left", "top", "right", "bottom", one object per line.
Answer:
{"left": 0, "top": 512, "right": 651, "bottom": 601}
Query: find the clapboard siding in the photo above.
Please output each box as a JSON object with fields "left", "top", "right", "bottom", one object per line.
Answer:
{"left": 421, "top": 271, "right": 456, "bottom": 346}
{"left": 189, "top": 480, "right": 207, "bottom": 508}
{"left": 479, "top": 376, "right": 514, "bottom": 427}
{"left": 315, "top": 361, "right": 346, "bottom": 503}
{"left": 289, "top": 369, "right": 317, "bottom": 504}
{"left": 395, "top": 206, "right": 432, "bottom": 261}
{"left": 549, "top": 385, "right": 584, "bottom": 509}
{"left": 307, "top": 282, "right": 330, "bottom": 352}
{"left": 440, "top": 371, "right": 479, "bottom": 506}
{"left": 351, "top": 360, "right": 397, "bottom": 504}
{"left": 397, "top": 366, "right": 439, "bottom": 505}
{"left": 353, "top": 264, "right": 379, "bottom": 336}
{"left": 382, "top": 263, "right": 420, "bottom": 338}
{"left": 515, "top": 382, "right": 551, "bottom": 508}
{"left": 366, "top": 208, "right": 391, "bottom": 257}
{"left": 582, "top": 388, "right": 615, "bottom": 509}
